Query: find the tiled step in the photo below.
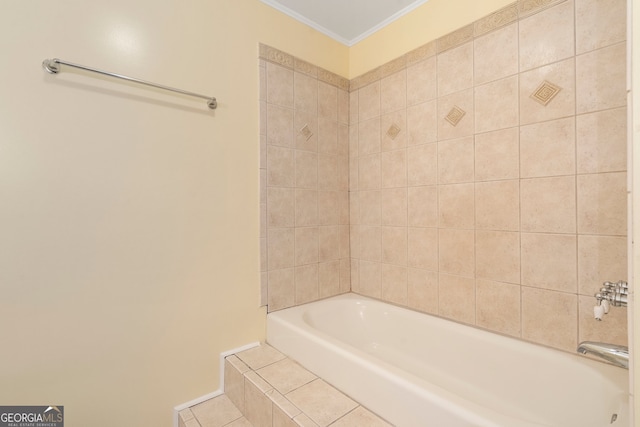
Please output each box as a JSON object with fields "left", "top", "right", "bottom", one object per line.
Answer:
{"left": 224, "top": 343, "right": 393, "bottom": 427}
{"left": 178, "top": 394, "right": 252, "bottom": 427}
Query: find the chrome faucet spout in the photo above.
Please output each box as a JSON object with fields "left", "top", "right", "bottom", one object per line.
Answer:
{"left": 577, "top": 341, "right": 629, "bottom": 369}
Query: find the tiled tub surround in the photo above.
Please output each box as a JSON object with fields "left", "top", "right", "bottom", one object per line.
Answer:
{"left": 260, "top": 0, "right": 628, "bottom": 355}
{"left": 260, "top": 45, "right": 352, "bottom": 311}
{"left": 267, "top": 294, "right": 629, "bottom": 427}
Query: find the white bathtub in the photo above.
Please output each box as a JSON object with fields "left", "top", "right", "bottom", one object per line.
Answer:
{"left": 266, "top": 293, "right": 629, "bottom": 427}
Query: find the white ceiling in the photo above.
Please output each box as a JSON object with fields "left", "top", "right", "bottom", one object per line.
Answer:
{"left": 260, "top": 0, "right": 430, "bottom": 46}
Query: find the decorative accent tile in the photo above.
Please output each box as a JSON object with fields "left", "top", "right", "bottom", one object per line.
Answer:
{"left": 518, "top": 0, "right": 566, "bottom": 18}
{"left": 445, "top": 106, "right": 466, "bottom": 126}
{"left": 380, "top": 56, "right": 406, "bottom": 78}
{"left": 350, "top": 67, "right": 382, "bottom": 92}
{"left": 259, "top": 44, "right": 294, "bottom": 69}
{"left": 406, "top": 41, "right": 437, "bottom": 66}
{"left": 530, "top": 80, "right": 562, "bottom": 106}
{"left": 475, "top": 3, "right": 519, "bottom": 36}
{"left": 318, "top": 68, "right": 349, "bottom": 92}
{"left": 295, "top": 58, "right": 318, "bottom": 78}
{"left": 299, "top": 124, "right": 313, "bottom": 141}
{"left": 386, "top": 123, "right": 402, "bottom": 140}
{"left": 437, "top": 24, "right": 474, "bottom": 53}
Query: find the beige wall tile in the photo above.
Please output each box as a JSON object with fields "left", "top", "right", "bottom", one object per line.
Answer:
{"left": 359, "top": 226, "right": 381, "bottom": 262}
{"left": 577, "top": 172, "right": 627, "bottom": 235}
{"left": 295, "top": 189, "right": 318, "bottom": 227}
{"left": 268, "top": 145, "right": 295, "bottom": 187}
{"left": 381, "top": 149, "right": 407, "bottom": 188}
{"left": 268, "top": 228, "right": 295, "bottom": 270}
{"left": 359, "top": 82, "right": 381, "bottom": 121}
{"left": 268, "top": 104, "right": 294, "bottom": 148}
{"left": 295, "top": 150, "right": 318, "bottom": 189}
{"left": 349, "top": 91, "right": 359, "bottom": 124}
{"left": 358, "top": 154, "right": 381, "bottom": 190}
{"left": 294, "top": 110, "right": 316, "bottom": 153}
{"left": 439, "top": 183, "right": 475, "bottom": 229}
{"left": 576, "top": 107, "right": 627, "bottom": 174}
{"left": 338, "top": 89, "right": 349, "bottom": 125}
{"left": 521, "top": 233, "right": 577, "bottom": 292}
{"left": 319, "top": 260, "right": 341, "bottom": 298}
{"left": 295, "top": 264, "right": 319, "bottom": 304}
{"left": 260, "top": 101, "right": 267, "bottom": 136}
{"left": 476, "top": 231, "right": 520, "bottom": 284}
{"left": 407, "top": 100, "right": 438, "bottom": 145}
{"left": 382, "top": 226, "right": 408, "bottom": 266}
{"left": 318, "top": 191, "right": 340, "bottom": 225}
{"left": 576, "top": 42, "right": 627, "bottom": 114}
{"left": 238, "top": 344, "right": 286, "bottom": 370}
{"left": 318, "top": 153, "right": 338, "bottom": 190}
{"left": 474, "top": 23, "right": 518, "bottom": 85}
{"left": 268, "top": 268, "right": 295, "bottom": 311}
{"left": 381, "top": 188, "right": 408, "bottom": 227}
{"left": 438, "top": 136, "right": 474, "bottom": 184}
{"left": 578, "top": 235, "right": 627, "bottom": 295}
{"left": 578, "top": 295, "right": 628, "bottom": 347}
{"left": 521, "top": 176, "right": 576, "bottom": 233}
{"left": 519, "top": 58, "right": 575, "bottom": 126}
{"left": 338, "top": 225, "right": 350, "bottom": 258}
{"left": 408, "top": 268, "right": 439, "bottom": 314}
{"left": 381, "top": 264, "right": 408, "bottom": 305}
{"left": 518, "top": 1, "right": 575, "bottom": 71}
{"left": 294, "top": 72, "right": 318, "bottom": 113}
{"left": 337, "top": 151, "right": 349, "bottom": 191}
{"left": 381, "top": 110, "right": 407, "bottom": 152}
{"left": 575, "top": 0, "right": 627, "bottom": 54}
{"left": 407, "top": 57, "right": 437, "bottom": 106}
{"left": 267, "top": 62, "right": 294, "bottom": 107}
{"left": 520, "top": 117, "right": 576, "bottom": 178}
{"left": 358, "top": 118, "right": 381, "bottom": 156}
{"left": 318, "top": 226, "right": 340, "bottom": 261}
{"left": 522, "top": 287, "right": 577, "bottom": 352}
{"left": 318, "top": 118, "right": 338, "bottom": 154}
{"left": 439, "top": 274, "right": 476, "bottom": 324}
{"left": 437, "top": 42, "right": 474, "bottom": 96}
{"left": 358, "top": 260, "right": 382, "bottom": 298}
{"left": 407, "top": 143, "right": 437, "bottom": 186}
{"left": 476, "top": 279, "right": 521, "bottom": 337}
{"left": 439, "top": 228, "right": 475, "bottom": 277}
{"left": 268, "top": 187, "right": 295, "bottom": 228}
{"left": 318, "top": 81, "right": 338, "bottom": 120}
{"left": 474, "top": 76, "right": 519, "bottom": 133}
{"left": 350, "top": 259, "right": 360, "bottom": 293}
{"left": 408, "top": 185, "right": 438, "bottom": 227}
{"left": 339, "top": 259, "right": 351, "bottom": 293}
{"left": 380, "top": 70, "right": 407, "bottom": 114}
{"left": 359, "top": 190, "right": 381, "bottom": 225}
{"left": 349, "top": 156, "right": 359, "bottom": 191}
{"left": 408, "top": 227, "right": 438, "bottom": 270}
{"left": 295, "top": 227, "right": 318, "bottom": 266}
{"left": 475, "top": 180, "right": 519, "bottom": 231}
{"left": 274, "top": 406, "right": 298, "bottom": 427}
{"left": 474, "top": 127, "right": 519, "bottom": 181}
{"left": 438, "top": 88, "right": 475, "bottom": 141}
{"left": 349, "top": 125, "right": 358, "bottom": 158}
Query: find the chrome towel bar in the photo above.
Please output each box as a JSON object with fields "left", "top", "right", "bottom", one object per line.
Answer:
{"left": 42, "top": 58, "right": 217, "bottom": 110}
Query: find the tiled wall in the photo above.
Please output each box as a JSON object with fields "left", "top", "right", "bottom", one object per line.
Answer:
{"left": 261, "top": 0, "right": 628, "bottom": 354}
{"left": 259, "top": 45, "right": 351, "bottom": 311}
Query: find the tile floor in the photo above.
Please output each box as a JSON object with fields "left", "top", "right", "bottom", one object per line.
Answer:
{"left": 178, "top": 344, "right": 392, "bottom": 427}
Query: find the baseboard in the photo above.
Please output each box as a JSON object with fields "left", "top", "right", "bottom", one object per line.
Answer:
{"left": 173, "top": 341, "right": 261, "bottom": 427}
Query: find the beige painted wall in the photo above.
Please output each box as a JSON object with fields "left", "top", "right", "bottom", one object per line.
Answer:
{"left": 0, "top": 1, "right": 346, "bottom": 426}
{"left": 349, "top": 0, "right": 514, "bottom": 78}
